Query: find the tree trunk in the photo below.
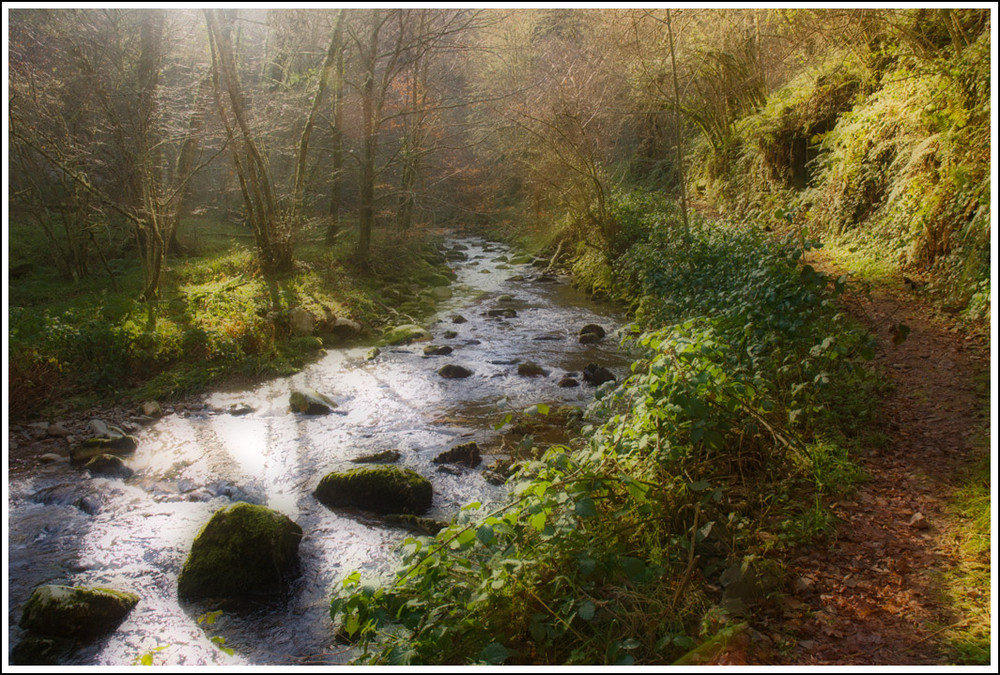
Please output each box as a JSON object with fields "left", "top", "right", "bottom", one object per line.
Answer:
{"left": 666, "top": 8, "right": 690, "bottom": 237}
{"left": 293, "top": 10, "right": 345, "bottom": 220}
{"left": 205, "top": 8, "right": 292, "bottom": 274}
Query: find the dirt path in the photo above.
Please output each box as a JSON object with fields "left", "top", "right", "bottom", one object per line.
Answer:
{"left": 756, "top": 257, "right": 991, "bottom": 664}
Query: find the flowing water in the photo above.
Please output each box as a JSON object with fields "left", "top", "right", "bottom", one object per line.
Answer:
{"left": 6, "top": 238, "right": 632, "bottom": 666}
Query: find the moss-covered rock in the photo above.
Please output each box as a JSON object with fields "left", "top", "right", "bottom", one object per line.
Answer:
{"left": 350, "top": 449, "right": 401, "bottom": 464}
{"left": 314, "top": 466, "right": 432, "bottom": 515}
{"left": 289, "top": 389, "right": 337, "bottom": 415}
{"left": 19, "top": 585, "right": 139, "bottom": 640}
{"left": 177, "top": 502, "right": 303, "bottom": 600}
{"left": 383, "top": 324, "right": 432, "bottom": 346}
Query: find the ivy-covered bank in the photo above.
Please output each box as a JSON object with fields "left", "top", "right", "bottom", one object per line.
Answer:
{"left": 330, "top": 194, "right": 884, "bottom": 664}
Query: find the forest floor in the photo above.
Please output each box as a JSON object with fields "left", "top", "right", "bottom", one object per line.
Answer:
{"left": 737, "top": 253, "right": 993, "bottom": 665}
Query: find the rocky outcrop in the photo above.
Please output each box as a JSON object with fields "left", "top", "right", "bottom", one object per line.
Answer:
{"left": 289, "top": 389, "right": 337, "bottom": 415}
{"left": 19, "top": 585, "right": 139, "bottom": 641}
{"left": 177, "top": 502, "right": 303, "bottom": 600}
{"left": 314, "top": 466, "right": 432, "bottom": 515}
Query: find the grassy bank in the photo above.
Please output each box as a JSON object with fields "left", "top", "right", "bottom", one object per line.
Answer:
{"left": 330, "top": 191, "right": 885, "bottom": 664}
{"left": 8, "top": 217, "right": 458, "bottom": 421}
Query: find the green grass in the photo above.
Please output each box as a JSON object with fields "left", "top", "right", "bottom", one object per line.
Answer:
{"left": 8, "top": 215, "right": 457, "bottom": 420}
{"left": 934, "top": 369, "right": 991, "bottom": 664}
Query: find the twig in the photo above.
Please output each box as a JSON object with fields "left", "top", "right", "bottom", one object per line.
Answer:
{"left": 670, "top": 501, "right": 701, "bottom": 608}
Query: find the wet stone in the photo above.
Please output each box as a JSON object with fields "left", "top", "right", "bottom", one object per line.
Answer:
{"left": 438, "top": 364, "right": 473, "bottom": 379}
{"left": 517, "top": 362, "right": 548, "bottom": 378}
{"left": 433, "top": 441, "right": 481, "bottom": 467}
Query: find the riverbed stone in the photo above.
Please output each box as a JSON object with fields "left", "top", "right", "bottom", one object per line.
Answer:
{"left": 557, "top": 377, "right": 580, "bottom": 388}
{"left": 433, "top": 441, "right": 481, "bottom": 467}
{"left": 438, "top": 364, "right": 473, "bottom": 379}
{"left": 579, "top": 324, "right": 607, "bottom": 340}
{"left": 442, "top": 330, "right": 459, "bottom": 339}
{"left": 517, "top": 362, "right": 548, "bottom": 377}
{"left": 177, "top": 502, "right": 303, "bottom": 600}
{"left": 331, "top": 317, "right": 362, "bottom": 338}
{"left": 85, "top": 454, "right": 134, "bottom": 479}
{"left": 19, "top": 584, "right": 139, "bottom": 640}
{"left": 487, "top": 308, "right": 517, "bottom": 318}
{"left": 289, "top": 389, "right": 337, "bottom": 415}
{"left": 582, "top": 363, "right": 616, "bottom": 386}
{"left": 47, "top": 423, "right": 72, "bottom": 438}
{"left": 350, "top": 449, "right": 401, "bottom": 464}
{"left": 450, "top": 314, "right": 468, "bottom": 324}
{"left": 70, "top": 434, "right": 138, "bottom": 464}
{"left": 423, "top": 345, "right": 454, "bottom": 356}
{"left": 141, "top": 401, "right": 163, "bottom": 418}
{"left": 383, "top": 324, "right": 432, "bottom": 345}
{"left": 314, "top": 466, "right": 432, "bottom": 515}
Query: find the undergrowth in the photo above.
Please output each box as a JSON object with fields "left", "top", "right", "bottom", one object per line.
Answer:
{"left": 7, "top": 219, "right": 455, "bottom": 420}
{"left": 330, "top": 190, "right": 881, "bottom": 664}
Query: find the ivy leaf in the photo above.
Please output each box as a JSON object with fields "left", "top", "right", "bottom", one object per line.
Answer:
{"left": 577, "top": 600, "right": 596, "bottom": 621}
{"left": 476, "top": 525, "right": 495, "bottom": 545}
{"left": 478, "top": 642, "right": 512, "bottom": 665}
{"left": 574, "top": 497, "right": 597, "bottom": 518}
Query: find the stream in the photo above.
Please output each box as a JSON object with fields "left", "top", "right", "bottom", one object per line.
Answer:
{"left": 6, "top": 238, "right": 632, "bottom": 666}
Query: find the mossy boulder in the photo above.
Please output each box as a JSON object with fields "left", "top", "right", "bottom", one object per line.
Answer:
{"left": 19, "top": 585, "right": 139, "bottom": 640}
{"left": 289, "top": 389, "right": 337, "bottom": 415}
{"left": 517, "top": 362, "right": 548, "bottom": 377}
{"left": 383, "top": 324, "right": 432, "bottom": 346}
{"left": 423, "top": 344, "right": 454, "bottom": 356}
{"left": 177, "top": 502, "right": 303, "bottom": 600}
{"left": 70, "top": 434, "right": 138, "bottom": 464}
{"left": 314, "top": 467, "right": 432, "bottom": 515}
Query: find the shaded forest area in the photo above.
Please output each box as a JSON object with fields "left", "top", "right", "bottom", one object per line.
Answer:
{"left": 6, "top": 7, "right": 992, "bottom": 667}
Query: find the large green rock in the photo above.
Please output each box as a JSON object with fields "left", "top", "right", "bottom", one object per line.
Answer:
{"left": 382, "top": 324, "right": 432, "bottom": 346}
{"left": 19, "top": 585, "right": 139, "bottom": 640}
{"left": 314, "top": 466, "right": 432, "bottom": 515}
{"left": 177, "top": 502, "right": 303, "bottom": 600}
